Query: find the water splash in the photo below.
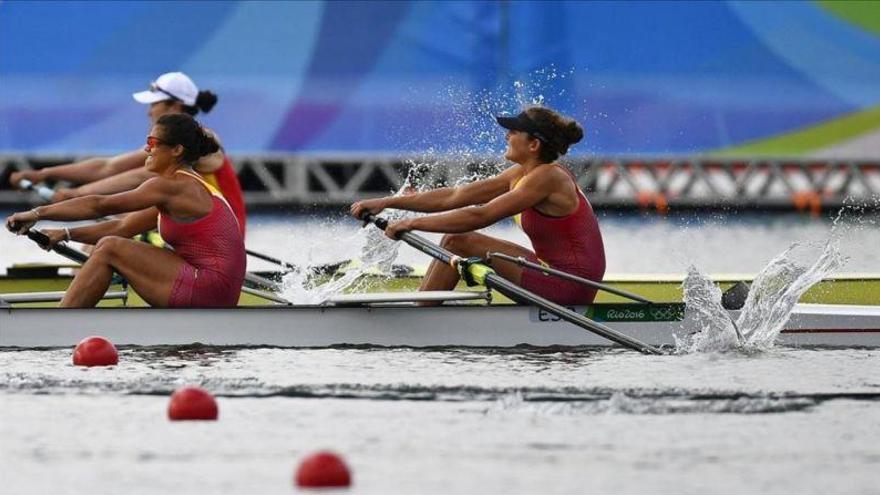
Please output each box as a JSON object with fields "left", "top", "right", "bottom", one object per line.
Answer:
{"left": 676, "top": 266, "right": 741, "bottom": 352}
{"left": 676, "top": 239, "right": 846, "bottom": 353}
{"left": 397, "top": 66, "right": 582, "bottom": 188}
{"left": 279, "top": 174, "right": 431, "bottom": 304}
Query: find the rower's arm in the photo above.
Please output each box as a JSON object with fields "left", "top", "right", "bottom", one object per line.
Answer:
{"left": 388, "top": 167, "right": 517, "bottom": 212}
{"left": 65, "top": 208, "right": 159, "bottom": 245}
{"left": 31, "top": 177, "right": 175, "bottom": 221}
{"left": 61, "top": 168, "right": 158, "bottom": 199}
{"left": 408, "top": 170, "right": 555, "bottom": 233}
{"left": 30, "top": 150, "right": 148, "bottom": 185}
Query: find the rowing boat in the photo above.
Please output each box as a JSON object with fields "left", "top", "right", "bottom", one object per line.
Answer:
{"left": 2, "top": 290, "right": 878, "bottom": 348}
{"left": 3, "top": 263, "right": 880, "bottom": 306}
{"left": 4, "top": 212, "right": 879, "bottom": 350}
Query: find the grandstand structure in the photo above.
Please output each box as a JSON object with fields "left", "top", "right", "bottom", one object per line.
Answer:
{"left": 2, "top": 155, "right": 877, "bottom": 213}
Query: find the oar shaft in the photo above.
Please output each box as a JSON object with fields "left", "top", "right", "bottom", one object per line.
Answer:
{"left": 246, "top": 249, "right": 296, "bottom": 271}
{"left": 367, "top": 214, "right": 459, "bottom": 266}
{"left": 362, "top": 213, "right": 665, "bottom": 355}
{"left": 488, "top": 252, "right": 654, "bottom": 305}
{"left": 485, "top": 272, "right": 663, "bottom": 354}
{"left": 244, "top": 272, "right": 283, "bottom": 292}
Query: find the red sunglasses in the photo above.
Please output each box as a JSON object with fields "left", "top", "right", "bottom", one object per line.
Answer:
{"left": 145, "top": 135, "right": 168, "bottom": 150}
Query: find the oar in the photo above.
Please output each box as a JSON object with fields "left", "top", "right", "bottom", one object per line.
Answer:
{"left": 18, "top": 179, "right": 55, "bottom": 201}
{"left": 19, "top": 228, "right": 130, "bottom": 304}
{"left": 246, "top": 248, "right": 297, "bottom": 271}
{"left": 25, "top": 229, "right": 90, "bottom": 264}
{"left": 16, "top": 229, "right": 290, "bottom": 305}
{"left": 487, "top": 251, "right": 655, "bottom": 304}
{"left": 361, "top": 213, "right": 664, "bottom": 355}
{"left": 245, "top": 248, "right": 348, "bottom": 277}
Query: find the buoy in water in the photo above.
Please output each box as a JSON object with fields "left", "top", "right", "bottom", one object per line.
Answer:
{"left": 167, "top": 386, "right": 218, "bottom": 421}
{"left": 72, "top": 336, "right": 119, "bottom": 367}
{"left": 295, "top": 451, "right": 352, "bottom": 488}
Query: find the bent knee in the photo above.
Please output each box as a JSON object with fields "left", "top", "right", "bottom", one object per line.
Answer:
{"left": 92, "top": 236, "right": 128, "bottom": 261}
{"left": 439, "top": 232, "right": 480, "bottom": 254}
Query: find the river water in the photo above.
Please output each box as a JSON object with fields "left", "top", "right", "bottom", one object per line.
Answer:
{"left": 1, "top": 211, "right": 879, "bottom": 494}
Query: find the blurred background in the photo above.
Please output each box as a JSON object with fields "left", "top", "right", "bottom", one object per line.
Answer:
{"left": 0, "top": 0, "right": 879, "bottom": 270}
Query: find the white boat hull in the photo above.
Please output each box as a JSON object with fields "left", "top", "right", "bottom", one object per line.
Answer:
{"left": 2, "top": 303, "right": 879, "bottom": 349}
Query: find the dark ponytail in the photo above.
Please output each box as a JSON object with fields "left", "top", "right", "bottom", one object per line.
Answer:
{"left": 525, "top": 107, "right": 584, "bottom": 163}
{"left": 181, "top": 90, "right": 219, "bottom": 116}
{"left": 156, "top": 113, "right": 220, "bottom": 164}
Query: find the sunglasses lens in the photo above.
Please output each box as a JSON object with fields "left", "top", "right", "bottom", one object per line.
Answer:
{"left": 146, "top": 137, "right": 158, "bottom": 148}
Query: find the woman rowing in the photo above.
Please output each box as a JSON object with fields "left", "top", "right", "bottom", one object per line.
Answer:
{"left": 351, "top": 106, "right": 605, "bottom": 305}
{"left": 5, "top": 114, "right": 246, "bottom": 308}
{"left": 8, "top": 72, "right": 247, "bottom": 236}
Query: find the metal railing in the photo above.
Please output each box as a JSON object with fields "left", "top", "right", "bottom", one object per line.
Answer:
{"left": 2, "top": 154, "right": 878, "bottom": 212}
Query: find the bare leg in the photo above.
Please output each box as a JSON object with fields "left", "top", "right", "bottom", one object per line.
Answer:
{"left": 61, "top": 236, "right": 188, "bottom": 308}
{"left": 419, "top": 232, "right": 536, "bottom": 303}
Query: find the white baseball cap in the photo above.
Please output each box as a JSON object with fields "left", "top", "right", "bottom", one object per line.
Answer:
{"left": 132, "top": 72, "right": 198, "bottom": 106}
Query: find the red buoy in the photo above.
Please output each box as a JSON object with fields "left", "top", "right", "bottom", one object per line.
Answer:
{"left": 167, "top": 386, "right": 218, "bottom": 421}
{"left": 295, "top": 451, "right": 352, "bottom": 488}
{"left": 72, "top": 336, "right": 119, "bottom": 367}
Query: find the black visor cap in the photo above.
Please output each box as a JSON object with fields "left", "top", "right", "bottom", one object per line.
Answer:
{"left": 495, "top": 112, "right": 556, "bottom": 151}
{"left": 495, "top": 112, "right": 535, "bottom": 133}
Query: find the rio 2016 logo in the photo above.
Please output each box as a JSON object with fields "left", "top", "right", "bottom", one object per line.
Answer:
{"left": 606, "top": 309, "right": 645, "bottom": 320}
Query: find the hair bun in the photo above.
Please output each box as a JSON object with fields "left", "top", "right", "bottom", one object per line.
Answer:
{"left": 563, "top": 121, "right": 584, "bottom": 146}
{"left": 199, "top": 130, "right": 220, "bottom": 156}
{"left": 196, "top": 91, "right": 218, "bottom": 113}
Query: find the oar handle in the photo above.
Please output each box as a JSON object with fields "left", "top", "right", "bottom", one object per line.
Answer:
{"left": 365, "top": 213, "right": 389, "bottom": 230}
{"left": 26, "top": 230, "right": 90, "bottom": 264}
{"left": 18, "top": 179, "right": 56, "bottom": 202}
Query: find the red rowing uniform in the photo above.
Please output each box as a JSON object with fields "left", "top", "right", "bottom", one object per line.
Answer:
{"left": 514, "top": 166, "right": 606, "bottom": 305}
{"left": 201, "top": 155, "right": 246, "bottom": 237}
{"left": 159, "top": 170, "right": 246, "bottom": 307}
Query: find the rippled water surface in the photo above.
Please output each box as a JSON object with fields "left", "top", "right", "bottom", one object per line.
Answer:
{"left": 2, "top": 347, "right": 879, "bottom": 494}
{"left": 2, "top": 212, "right": 879, "bottom": 493}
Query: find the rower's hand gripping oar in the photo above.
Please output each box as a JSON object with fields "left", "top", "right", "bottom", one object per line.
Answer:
{"left": 18, "top": 180, "right": 336, "bottom": 283}
{"left": 360, "top": 213, "right": 665, "bottom": 355}
{"left": 5, "top": 211, "right": 90, "bottom": 263}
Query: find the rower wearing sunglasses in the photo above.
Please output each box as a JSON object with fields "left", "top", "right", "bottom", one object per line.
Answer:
{"left": 5, "top": 114, "right": 246, "bottom": 308}
{"left": 8, "top": 72, "right": 247, "bottom": 237}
